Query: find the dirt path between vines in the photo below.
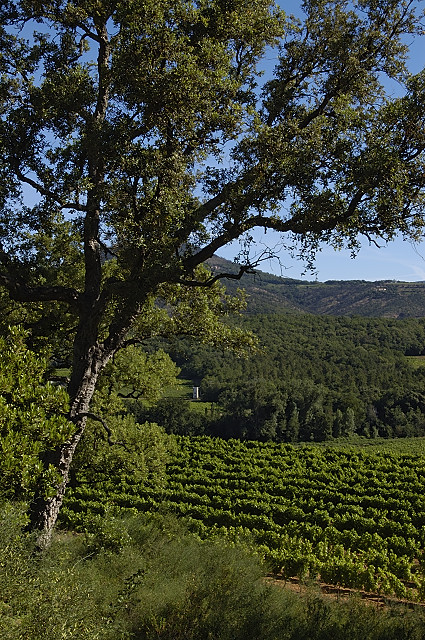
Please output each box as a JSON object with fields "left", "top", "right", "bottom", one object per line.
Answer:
{"left": 266, "top": 575, "right": 425, "bottom": 611}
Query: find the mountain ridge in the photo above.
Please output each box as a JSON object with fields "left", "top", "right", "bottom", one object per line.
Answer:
{"left": 208, "top": 255, "right": 425, "bottom": 318}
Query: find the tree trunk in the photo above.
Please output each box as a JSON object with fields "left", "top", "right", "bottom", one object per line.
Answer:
{"left": 27, "top": 300, "right": 142, "bottom": 548}
{"left": 27, "top": 420, "right": 87, "bottom": 549}
{"left": 28, "top": 321, "right": 108, "bottom": 548}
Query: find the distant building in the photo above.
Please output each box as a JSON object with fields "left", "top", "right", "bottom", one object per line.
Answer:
{"left": 193, "top": 386, "right": 200, "bottom": 400}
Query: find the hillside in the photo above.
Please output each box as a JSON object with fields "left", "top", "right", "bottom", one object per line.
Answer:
{"left": 208, "top": 255, "right": 425, "bottom": 317}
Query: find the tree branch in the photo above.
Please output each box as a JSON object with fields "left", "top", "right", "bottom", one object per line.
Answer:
{"left": 14, "top": 167, "right": 88, "bottom": 212}
{"left": 182, "top": 214, "right": 293, "bottom": 272}
{"left": 0, "top": 268, "right": 80, "bottom": 306}
{"left": 182, "top": 186, "right": 370, "bottom": 274}
{"left": 178, "top": 264, "right": 256, "bottom": 287}
{"left": 76, "top": 412, "right": 133, "bottom": 453}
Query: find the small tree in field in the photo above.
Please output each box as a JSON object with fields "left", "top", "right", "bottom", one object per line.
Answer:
{"left": 1, "top": 0, "right": 425, "bottom": 545}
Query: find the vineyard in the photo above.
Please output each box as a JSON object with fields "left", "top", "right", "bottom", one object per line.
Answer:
{"left": 62, "top": 436, "right": 425, "bottom": 601}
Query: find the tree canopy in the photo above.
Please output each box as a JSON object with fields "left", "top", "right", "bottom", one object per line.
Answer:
{"left": 153, "top": 313, "right": 425, "bottom": 441}
{"left": 1, "top": 0, "right": 425, "bottom": 544}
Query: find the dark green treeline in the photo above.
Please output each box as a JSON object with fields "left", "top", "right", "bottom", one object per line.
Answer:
{"left": 138, "top": 314, "right": 425, "bottom": 442}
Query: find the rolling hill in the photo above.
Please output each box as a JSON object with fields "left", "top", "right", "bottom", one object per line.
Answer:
{"left": 208, "top": 255, "right": 425, "bottom": 317}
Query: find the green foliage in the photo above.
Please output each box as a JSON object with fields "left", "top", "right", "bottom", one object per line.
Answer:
{"left": 72, "top": 419, "right": 171, "bottom": 487}
{"left": 153, "top": 313, "right": 425, "bottom": 441}
{"left": 70, "top": 344, "right": 179, "bottom": 486}
{"left": 63, "top": 435, "right": 425, "bottom": 601}
{"left": 156, "top": 273, "right": 257, "bottom": 354}
{"left": 2, "top": 503, "right": 425, "bottom": 640}
{"left": 0, "top": 502, "right": 108, "bottom": 640}
{"left": 0, "top": 327, "right": 73, "bottom": 500}
{"left": 142, "top": 397, "right": 207, "bottom": 435}
{"left": 97, "top": 345, "right": 180, "bottom": 405}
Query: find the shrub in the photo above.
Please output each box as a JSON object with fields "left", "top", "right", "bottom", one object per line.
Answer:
{"left": 1, "top": 505, "right": 425, "bottom": 640}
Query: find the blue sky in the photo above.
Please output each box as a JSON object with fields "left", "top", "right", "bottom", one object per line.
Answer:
{"left": 218, "top": 1, "right": 425, "bottom": 282}
{"left": 217, "top": 235, "right": 425, "bottom": 282}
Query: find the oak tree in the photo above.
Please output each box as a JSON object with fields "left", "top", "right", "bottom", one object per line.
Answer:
{"left": 1, "top": 0, "right": 425, "bottom": 545}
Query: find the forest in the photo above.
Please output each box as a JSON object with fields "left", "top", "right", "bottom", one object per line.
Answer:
{"left": 140, "top": 313, "right": 425, "bottom": 441}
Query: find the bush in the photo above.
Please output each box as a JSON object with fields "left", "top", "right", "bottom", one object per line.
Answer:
{"left": 1, "top": 504, "right": 425, "bottom": 640}
{"left": 0, "top": 503, "right": 108, "bottom": 640}
{"left": 0, "top": 328, "right": 73, "bottom": 501}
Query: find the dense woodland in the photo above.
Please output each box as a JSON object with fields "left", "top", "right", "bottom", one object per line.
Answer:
{"left": 138, "top": 313, "right": 425, "bottom": 442}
